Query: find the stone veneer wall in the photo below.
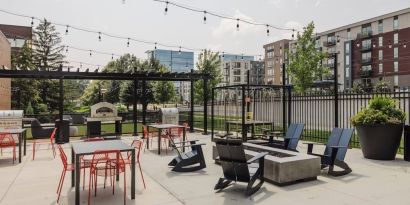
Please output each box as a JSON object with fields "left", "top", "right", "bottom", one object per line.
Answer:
{"left": 0, "top": 31, "right": 11, "bottom": 109}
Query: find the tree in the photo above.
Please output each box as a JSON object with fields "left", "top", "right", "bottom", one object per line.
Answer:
{"left": 287, "top": 22, "right": 328, "bottom": 93}
{"left": 153, "top": 81, "right": 176, "bottom": 106}
{"left": 31, "top": 19, "right": 66, "bottom": 112}
{"left": 32, "top": 19, "right": 65, "bottom": 71}
{"left": 194, "top": 50, "right": 222, "bottom": 104}
{"left": 10, "top": 43, "right": 41, "bottom": 111}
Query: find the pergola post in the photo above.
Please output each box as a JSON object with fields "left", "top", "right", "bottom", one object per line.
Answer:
{"left": 142, "top": 80, "right": 147, "bottom": 126}
{"left": 58, "top": 64, "right": 64, "bottom": 143}
{"left": 190, "top": 69, "right": 194, "bottom": 132}
{"left": 133, "top": 79, "right": 138, "bottom": 136}
{"left": 203, "top": 76, "right": 208, "bottom": 135}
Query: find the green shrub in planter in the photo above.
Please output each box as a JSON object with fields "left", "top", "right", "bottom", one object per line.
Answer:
{"left": 351, "top": 96, "right": 406, "bottom": 160}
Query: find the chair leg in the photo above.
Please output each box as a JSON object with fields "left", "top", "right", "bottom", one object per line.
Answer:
{"left": 57, "top": 171, "right": 66, "bottom": 203}
{"left": 138, "top": 162, "right": 146, "bottom": 189}
{"left": 123, "top": 168, "right": 126, "bottom": 205}
{"left": 32, "top": 141, "right": 36, "bottom": 160}
{"left": 214, "top": 177, "right": 231, "bottom": 191}
{"left": 88, "top": 169, "right": 93, "bottom": 205}
{"left": 57, "top": 169, "right": 64, "bottom": 194}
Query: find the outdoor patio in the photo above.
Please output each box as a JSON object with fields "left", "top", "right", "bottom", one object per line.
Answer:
{"left": 0, "top": 132, "right": 409, "bottom": 205}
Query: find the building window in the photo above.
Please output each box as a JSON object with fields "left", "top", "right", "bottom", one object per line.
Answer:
{"left": 378, "top": 50, "right": 383, "bottom": 60}
{"left": 393, "top": 16, "right": 399, "bottom": 30}
{"left": 394, "top": 75, "right": 399, "bottom": 86}
{"left": 345, "top": 43, "right": 350, "bottom": 54}
{"left": 345, "top": 55, "right": 350, "bottom": 66}
{"left": 394, "top": 33, "right": 398, "bottom": 44}
{"left": 361, "top": 65, "right": 371, "bottom": 71}
{"left": 394, "top": 61, "right": 398, "bottom": 72}
{"left": 362, "top": 52, "right": 371, "bottom": 61}
{"left": 346, "top": 67, "right": 350, "bottom": 77}
{"left": 361, "top": 25, "right": 372, "bottom": 35}
{"left": 362, "top": 39, "right": 371, "bottom": 49}
{"left": 378, "top": 63, "right": 383, "bottom": 74}
{"left": 234, "top": 76, "right": 241, "bottom": 82}
{"left": 378, "top": 20, "right": 383, "bottom": 33}
{"left": 378, "top": 36, "right": 383, "bottom": 47}
{"left": 394, "top": 47, "right": 398, "bottom": 59}
{"left": 347, "top": 29, "right": 351, "bottom": 39}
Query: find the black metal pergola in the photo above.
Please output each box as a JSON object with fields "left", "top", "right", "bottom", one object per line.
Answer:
{"left": 0, "top": 65, "right": 211, "bottom": 141}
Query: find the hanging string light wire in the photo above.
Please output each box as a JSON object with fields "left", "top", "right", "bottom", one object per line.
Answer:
{"left": 0, "top": 8, "right": 263, "bottom": 59}
{"left": 152, "top": 0, "right": 295, "bottom": 32}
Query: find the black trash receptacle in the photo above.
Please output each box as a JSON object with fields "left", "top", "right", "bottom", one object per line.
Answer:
{"left": 55, "top": 119, "right": 70, "bottom": 144}
{"left": 404, "top": 125, "right": 410, "bottom": 162}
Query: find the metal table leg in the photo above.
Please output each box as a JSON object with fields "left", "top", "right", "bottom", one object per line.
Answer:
{"left": 158, "top": 128, "right": 162, "bottom": 155}
{"left": 131, "top": 149, "right": 135, "bottom": 199}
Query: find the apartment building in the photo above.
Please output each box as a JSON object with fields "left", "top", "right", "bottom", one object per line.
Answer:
{"left": 0, "top": 31, "right": 11, "bottom": 109}
{"left": 313, "top": 8, "right": 410, "bottom": 90}
{"left": 220, "top": 54, "right": 255, "bottom": 86}
{"left": 249, "top": 61, "right": 265, "bottom": 85}
{"left": 263, "top": 39, "right": 289, "bottom": 85}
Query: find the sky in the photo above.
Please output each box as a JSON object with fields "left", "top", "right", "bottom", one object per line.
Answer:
{"left": 0, "top": 0, "right": 409, "bottom": 70}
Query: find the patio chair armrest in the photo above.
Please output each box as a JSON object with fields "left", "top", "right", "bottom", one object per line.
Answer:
{"left": 173, "top": 143, "right": 206, "bottom": 149}
{"left": 330, "top": 145, "right": 348, "bottom": 148}
{"left": 173, "top": 140, "right": 199, "bottom": 144}
{"left": 247, "top": 152, "right": 268, "bottom": 163}
{"left": 303, "top": 142, "right": 324, "bottom": 146}
{"left": 270, "top": 131, "right": 284, "bottom": 135}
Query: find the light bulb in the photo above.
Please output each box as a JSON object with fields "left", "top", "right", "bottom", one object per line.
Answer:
{"left": 266, "top": 25, "right": 270, "bottom": 36}
{"left": 127, "top": 38, "right": 130, "bottom": 47}
{"left": 98, "top": 32, "right": 101, "bottom": 42}
{"left": 31, "top": 17, "right": 34, "bottom": 27}
{"left": 236, "top": 19, "right": 239, "bottom": 31}
{"left": 164, "top": 1, "right": 168, "bottom": 15}
{"left": 65, "top": 25, "right": 69, "bottom": 35}
{"left": 203, "top": 11, "right": 207, "bottom": 24}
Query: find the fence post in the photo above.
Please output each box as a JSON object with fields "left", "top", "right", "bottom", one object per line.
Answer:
{"left": 334, "top": 53, "right": 339, "bottom": 128}
{"left": 282, "top": 63, "right": 286, "bottom": 131}
{"left": 133, "top": 79, "right": 138, "bottom": 136}
{"left": 190, "top": 69, "right": 194, "bottom": 132}
{"left": 142, "top": 80, "right": 147, "bottom": 126}
{"left": 211, "top": 87, "right": 215, "bottom": 141}
{"left": 203, "top": 76, "right": 208, "bottom": 135}
{"left": 287, "top": 87, "right": 292, "bottom": 127}
{"left": 242, "top": 85, "right": 246, "bottom": 141}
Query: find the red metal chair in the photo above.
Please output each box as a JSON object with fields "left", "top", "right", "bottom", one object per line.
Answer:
{"left": 32, "top": 128, "right": 57, "bottom": 160}
{"left": 81, "top": 137, "right": 105, "bottom": 190}
{"left": 142, "top": 125, "right": 159, "bottom": 152}
{"left": 88, "top": 150, "right": 127, "bottom": 205}
{"left": 0, "top": 133, "right": 16, "bottom": 163}
{"left": 56, "top": 145, "right": 74, "bottom": 203}
{"left": 123, "top": 140, "right": 146, "bottom": 189}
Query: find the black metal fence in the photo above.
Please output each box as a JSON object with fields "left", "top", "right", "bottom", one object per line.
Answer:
{"left": 211, "top": 86, "right": 410, "bottom": 152}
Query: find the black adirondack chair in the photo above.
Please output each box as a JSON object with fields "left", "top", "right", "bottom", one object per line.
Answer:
{"left": 306, "top": 128, "right": 353, "bottom": 176}
{"left": 214, "top": 138, "right": 267, "bottom": 196}
{"left": 268, "top": 123, "right": 305, "bottom": 151}
{"left": 168, "top": 137, "right": 206, "bottom": 172}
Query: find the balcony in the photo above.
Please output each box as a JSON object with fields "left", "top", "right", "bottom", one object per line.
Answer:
{"left": 323, "top": 39, "right": 336, "bottom": 47}
{"left": 357, "top": 31, "right": 372, "bottom": 39}
{"left": 361, "top": 58, "right": 372, "bottom": 65}
{"left": 361, "top": 45, "right": 372, "bottom": 52}
{"left": 325, "top": 62, "right": 335, "bottom": 68}
{"left": 360, "top": 69, "right": 373, "bottom": 78}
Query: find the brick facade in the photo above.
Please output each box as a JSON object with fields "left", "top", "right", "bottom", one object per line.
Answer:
{"left": 0, "top": 31, "right": 11, "bottom": 109}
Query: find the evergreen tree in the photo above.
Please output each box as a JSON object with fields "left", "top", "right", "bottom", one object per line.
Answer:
{"left": 31, "top": 19, "right": 66, "bottom": 112}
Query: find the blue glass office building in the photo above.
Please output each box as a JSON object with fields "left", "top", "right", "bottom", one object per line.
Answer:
{"left": 146, "top": 49, "right": 194, "bottom": 72}
{"left": 222, "top": 54, "right": 254, "bottom": 62}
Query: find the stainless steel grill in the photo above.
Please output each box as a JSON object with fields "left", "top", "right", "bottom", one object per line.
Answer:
{"left": 0, "top": 110, "right": 24, "bottom": 128}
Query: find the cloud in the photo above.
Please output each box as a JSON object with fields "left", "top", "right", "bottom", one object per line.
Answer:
{"left": 314, "top": 0, "right": 321, "bottom": 7}
{"left": 211, "top": 10, "right": 264, "bottom": 39}
{"left": 206, "top": 44, "right": 222, "bottom": 51}
{"left": 267, "top": 0, "right": 283, "bottom": 8}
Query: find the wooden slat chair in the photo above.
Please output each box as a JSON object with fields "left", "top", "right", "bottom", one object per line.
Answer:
{"left": 214, "top": 138, "right": 267, "bottom": 196}
{"left": 268, "top": 123, "right": 304, "bottom": 151}
{"left": 306, "top": 128, "right": 353, "bottom": 176}
{"left": 167, "top": 137, "right": 206, "bottom": 172}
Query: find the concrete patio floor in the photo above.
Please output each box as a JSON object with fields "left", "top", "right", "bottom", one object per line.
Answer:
{"left": 0, "top": 133, "right": 410, "bottom": 205}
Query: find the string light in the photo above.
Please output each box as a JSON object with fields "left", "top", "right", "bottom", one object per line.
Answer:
{"left": 241, "top": 54, "right": 244, "bottom": 60}
{"left": 31, "top": 17, "right": 34, "bottom": 27}
{"left": 89, "top": 50, "right": 92, "bottom": 57}
{"left": 65, "top": 25, "right": 69, "bottom": 35}
{"left": 222, "top": 52, "right": 224, "bottom": 58}
{"left": 127, "top": 38, "right": 130, "bottom": 47}
{"left": 0, "top": 8, "right": 262, "bottom": 59}
{"left": 178, "top": 46, "right": 181, "bottom": 54}
{"left": 236, "top": 18, "right": 239, "bottom": 31}
{"left": 203, "top": 11, "right": 207, "bottom": 24}
{"left": 266, "top": 25, "right": 270, "bottom": 36}
{"left": 164, "top": 1, "right": 169, "bottom": 15}
{"left": 98, "top": 32, "right": 102, "bottom": 42}
{"left": 65, "top": 46, "right": 69, "bottom": 53}
{"left": 153, "top": 0, "right": 295, "bottom": 33}
{"left": 111, "top": 54, "right": 114, "bottom": 60}
{"left": 155, "top": 42, "right": 157, "bottom": 50}
{"left": 292, "top": 29, "right": 295, "bottom": 39}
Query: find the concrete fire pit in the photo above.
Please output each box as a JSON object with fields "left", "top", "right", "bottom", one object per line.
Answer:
{"left": 213, "top": 143, "right": 321, "bottom": 185}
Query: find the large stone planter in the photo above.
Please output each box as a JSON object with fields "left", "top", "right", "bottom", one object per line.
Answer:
{"left": 356, "top": 124, "right": 403, "bottom": 160}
